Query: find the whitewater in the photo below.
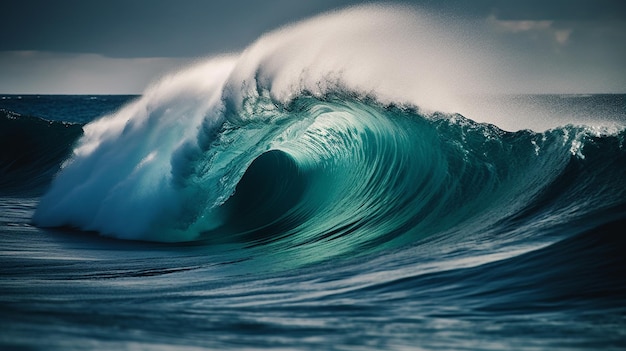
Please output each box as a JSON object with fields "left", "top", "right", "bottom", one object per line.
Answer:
{"left": 2, "top": 5, "right": 626, "bottom": 350}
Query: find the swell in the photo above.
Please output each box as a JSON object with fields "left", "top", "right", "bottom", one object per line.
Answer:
{"left": 0, "top": 109, "right": 83, "bottom": 196}
{"left": 506, "top": 127, "right": 626, "bottom": 230}
{"left": 345, "top": 216, "right": 626, "bottom": 314}
{"left": 208, "top": 97, "right": 626, "bottom": 262}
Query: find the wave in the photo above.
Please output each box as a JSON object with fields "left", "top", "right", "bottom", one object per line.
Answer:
{"left": 32, "top": 6, "right": 626, "bottom": 263}
{"left": 0, "top": 109, "right": 83, "bottom": 196}
{"left": 31, "top": 92, "right": 626, "bottom": 255}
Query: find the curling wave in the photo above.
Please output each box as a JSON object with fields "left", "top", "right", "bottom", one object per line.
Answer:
{"left": 32, "top": 6, "right": 626, "bottom": 263}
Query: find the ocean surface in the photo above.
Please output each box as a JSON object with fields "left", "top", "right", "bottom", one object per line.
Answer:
{"left": 2, "top": 91, "right": 625, "bottom": 350}
{"left": 2, "top": 6, "right": 626, "bottom": 350}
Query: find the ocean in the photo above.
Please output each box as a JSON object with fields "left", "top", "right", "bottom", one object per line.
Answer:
{"left": 2, "top": 6, "right": 626, "bottom": 350}
{"left": 2, "top": 91, "right": 625, "bottom": 350}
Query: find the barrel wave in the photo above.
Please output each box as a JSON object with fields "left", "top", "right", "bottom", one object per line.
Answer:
{"left": 31, "top": 5, "right": 626, "bottom": 266}
{"left": 32, "top": 88, "right": 626, "bottom": 264}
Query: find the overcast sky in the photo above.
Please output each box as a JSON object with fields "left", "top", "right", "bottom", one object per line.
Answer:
{"left": 1, "top": 0, "right": 624, "bottom": 94}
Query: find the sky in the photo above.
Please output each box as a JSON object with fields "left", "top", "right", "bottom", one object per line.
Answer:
{"left": 1, "top": 0, "right": 625, "bottom": 94}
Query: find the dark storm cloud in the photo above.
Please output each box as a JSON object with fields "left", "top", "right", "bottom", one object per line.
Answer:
{"left": 1, "top": 0, "right": 624, "bottom": 93}
{"left": 1, "top": 0, "right": 358, "bottom": 57}
{"left": 2, "top": 0, "right": 624, "bottom": 58}
{"left": 422, "top": 0, "right": 626, "bottom": 20}
{"left": 485, "top": 0, "right": 626, "bottom": 20}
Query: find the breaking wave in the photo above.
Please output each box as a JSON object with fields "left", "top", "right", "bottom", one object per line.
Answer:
{"left": 30, "top": 5, "right": 626, "bottom": 264}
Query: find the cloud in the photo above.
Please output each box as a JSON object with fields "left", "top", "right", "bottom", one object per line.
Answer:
{"left": 487, "top": 15, "right": 573, "bottom": 46}
{"left": 491, "top": 19, "right": 553, "bottom": 32}
{"left": 0, "top": 0, "right": 360, "bottom": 58}
{"left": 0, "top": 51, "right": 193, "bottom": 94}
{"left": 486, "top": 0, "right": 626, "bottom": 20}
{"left": 554, "top": 29, "right": 573, "bottom": 45}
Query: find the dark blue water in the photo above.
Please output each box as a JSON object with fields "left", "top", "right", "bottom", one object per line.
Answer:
{"left": 0, "top": 95, "right": 138, "bottom": 124}
{"left": 1, "top": 92, "right": 626, "bottom": 350}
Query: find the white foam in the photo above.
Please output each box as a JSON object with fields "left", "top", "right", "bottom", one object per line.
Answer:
{"left": 223, "top": 5, "right": 501, "bottom": 117}
{"left": 34, "top": 57, "right": 236, "bottom": 241}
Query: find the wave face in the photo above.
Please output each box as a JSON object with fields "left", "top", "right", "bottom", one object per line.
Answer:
{"left": 0, "top": 110, "right": 83, "bottom": 196}
{"left": 32, "top": 6, "right": 626, "bottom": 264}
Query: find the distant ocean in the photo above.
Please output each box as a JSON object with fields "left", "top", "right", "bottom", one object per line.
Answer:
{"left": 1, "top": 5, "right": 626, "bottom": 350}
